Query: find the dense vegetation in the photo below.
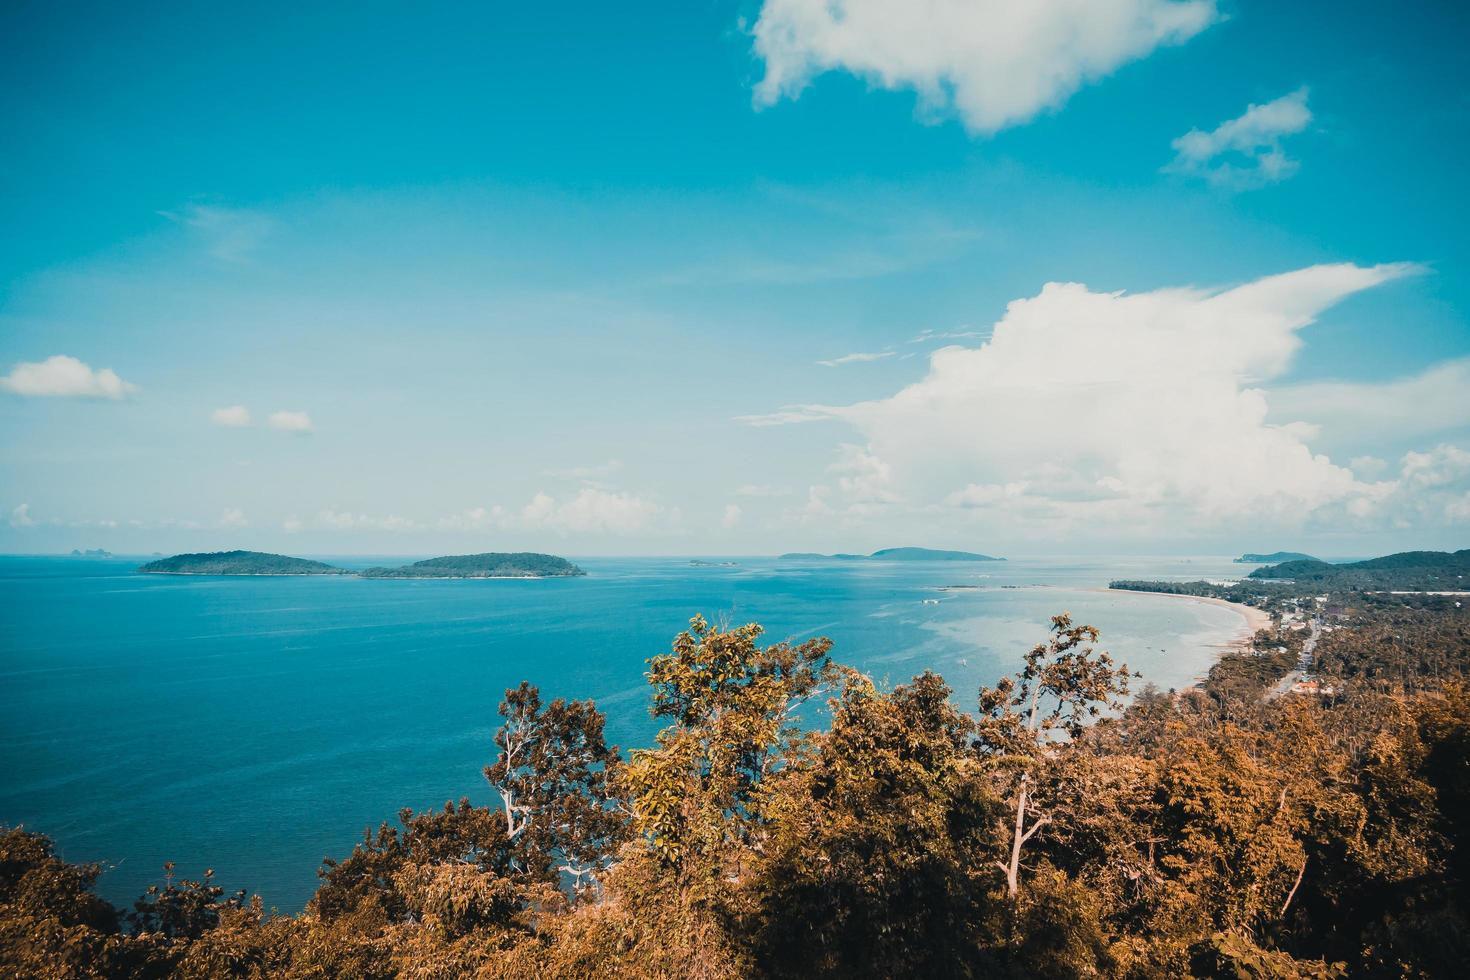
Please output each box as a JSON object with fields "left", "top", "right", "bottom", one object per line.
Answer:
{"left": 779, "top": 546, "right": 1002, "bottom": 561}
{"left": 1235, "top": 551, "right": 1317, "bottom": 563}
{"left": 4, "top": 590, "right": 1469, "bottom": 978}
{"left": 138, "top": 551, "right": 348, "bottom": 576}
{"left": 1249, "top": 549, "right": 1470, "bottom": 590}
{"left": 359, "top": 553, "right": 585, "bottom": 578}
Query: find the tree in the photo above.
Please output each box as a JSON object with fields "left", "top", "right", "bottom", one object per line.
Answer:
{"left": 483, "top": 682, "right": 626, "bottom": 894}
{"left": 974, "top": 613, "right": 1132, "bottom": 898}
{"left": 742, "top": 671, "right": 1003, "bottom": 978}
{"left": 623, "top": 615, "right": 837, "bottom": 867}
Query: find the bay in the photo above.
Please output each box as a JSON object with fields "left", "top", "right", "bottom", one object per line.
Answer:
{"left": 0, "top": 553, "right": 1250, "bottom": 910}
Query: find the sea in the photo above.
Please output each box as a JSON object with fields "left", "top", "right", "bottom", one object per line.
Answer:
{"left": 1, "top": 553, "right": 1251, "bottom": 910}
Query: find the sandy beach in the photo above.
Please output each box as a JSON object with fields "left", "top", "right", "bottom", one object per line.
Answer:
{"left": 1082, "top": 587, "right": 1271, "bottom": 649}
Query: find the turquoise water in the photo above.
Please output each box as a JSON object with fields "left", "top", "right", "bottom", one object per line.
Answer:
{"left": 0, "top": 554, "right": 1248, "bottom": 910}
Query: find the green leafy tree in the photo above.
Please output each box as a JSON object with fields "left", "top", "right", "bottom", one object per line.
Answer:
{"left": 624, "top": 615, "right": 837, "bottom": 866}
{"left": 483, "top": 682, "right": 626, "bottom": 894}
{"left": 974, "top": 614, "right": 1132, "bottom": 898}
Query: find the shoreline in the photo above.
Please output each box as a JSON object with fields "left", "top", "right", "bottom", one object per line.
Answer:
{"left": 1084, "top": 586, "right": 1271, "bottom": 647}
{"left": 996, "top": 585, "right": 1272, "bottom": 687}
{"left": 1087, "top": 587, "right": 1271, "bottom": 687}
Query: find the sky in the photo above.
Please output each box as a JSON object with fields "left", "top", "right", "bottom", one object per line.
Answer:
{"left": 2, "top": 0, "right": 1468, "bottom": 557}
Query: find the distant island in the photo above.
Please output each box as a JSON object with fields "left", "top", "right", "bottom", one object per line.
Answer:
{"left": 689, "top": 559, "right": 739, "bottom": 567}
{"left": 139, "top": 551, "right": 349, "bottom": 576}
{"left": 1249, "top": 549, "right": 1470, "bottom": 590}
{"left": 1234, "top": 551, "right": 1317, "bottom": 564}
{"left": 360, "top": 553, "right": 585, "bottom": 579}
{"left": 780, "top": 547, "right": 1003, "bottom": 562}
{"left": 70, "top": 548, "right": 113, "bottom": 558}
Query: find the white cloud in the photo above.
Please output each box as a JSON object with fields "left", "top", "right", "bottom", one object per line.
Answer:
{"left": 1269, "top": 357, "right": 1470, "bottom": 450}
{"left": 1167, "top": 88, "right": 1312, "bottom": 189}
{"left": 520, "top": 488, "right": 662, "bottom": 535}
{"left": 211, "top": 405, "right": 251, "bottom": 427}
{"left": 828, "top": 442, "right": 901, "bottom": 506}
{"left": 751, "top": 0, "right": 1218, "bottom": 134}
{"left": 0, "top": 355, "right": 139, "bottom": 399}
{"left": 9, "top": 503, "right": 34, "bottom": 528}
{"left": 1349, "top": 456, "right": 1387, "bottom": 479}
{"left": 1354, "top": 445, "right": 1470, "bottom": 528}
{"left": 751, "top": 262, "right": 1429, "bottom": 538}
{"left": 818, "top": 350, "right": 895, "bottom": 367}
{"left": 267, "top": 410, "right": 313, "bottom": 432}
{"left": 219, "top": 508, "right": 248, "bottom": 528}
{"left": 722, "top": 503, "right": 744, "bottom": 528}
{"left": 315, "top": 509, "right": 418, "bottom": 531}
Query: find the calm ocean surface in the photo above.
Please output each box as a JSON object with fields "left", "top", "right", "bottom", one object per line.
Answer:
{"left": 1, "top": 553, "right": 1249, "bottom": 910}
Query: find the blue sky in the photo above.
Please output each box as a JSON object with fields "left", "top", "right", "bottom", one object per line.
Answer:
{"left": 2, "top": 0, "right": 1467, "bottom": 556}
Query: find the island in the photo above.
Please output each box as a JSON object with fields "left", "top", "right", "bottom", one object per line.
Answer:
{"left": 779, "top": 547, "right": 1003, "bottom": 562}
{"left": 689, "top": 560, "right": 739, "bottom": 567}
{"left": 1234, "top": 551, "right": 1317, "bottom": 564}
{"left": 359, "top": 552, "right": 585, "bottom": 579}
{"left": 139, "top": 550, "right": 349, "bottom": 575}
{"left": 70, "top": 548, "right": 113, "bottom": 558}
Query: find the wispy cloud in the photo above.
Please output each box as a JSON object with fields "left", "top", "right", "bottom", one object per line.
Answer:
{"left": 267, "top": 410, "right": 313, "bottom": 432}
{"left": 0, "top": 355, "right": 139, "bottom": 399}
{"left": 1166, "top": 88, "right": 1313, "bottom": 189}
{"left": 734, "top": 484, "right": 792, "bottom": 497}
{"left": 910, "top": 327, "right": 991, "bottom": 344}
{"left": 1268, "top": 355, "right": 1469, "bottom": 449}
{"left": 818, "top": 350, "right": 895, "bottom": 367}
{"left": 543, "top": 459, "right": 623, "bottom": 480}
{"left": 735, "top": 406, "right": 838, "bottom": 427}
{"left": 211, "top": 405, "right": 251, "bottom": 427}
{"left": 9, "top": 503, "right": 34, "bottom": 528}
{"left": 158, "top": 204, "right": 274, "bottom": 262}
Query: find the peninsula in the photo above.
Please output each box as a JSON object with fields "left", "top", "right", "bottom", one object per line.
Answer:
{"left": 1234, "top": 551, "right": 1317, "bottom": 564}
{"left": 359, "top": 552, "right": 585, "bottom": 579}
{"left": 138, "top": 551, "right": 349, "bottom": 576}
{"left": 780, "top": 547, "right": 1003, "bottom": 562}
{"left": 1248, "top": 549, "right": 1470, "bottom": 590}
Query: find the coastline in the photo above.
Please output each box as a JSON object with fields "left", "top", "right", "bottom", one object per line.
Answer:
{"left": 1013, "top": 584, "right": 1271, "bottom": 648}
{"left": 1004, "top": 585, "right": 1271, "bottom": 687}
{"left": 1085, "top": 586, "right": 1270, "bottom": 648}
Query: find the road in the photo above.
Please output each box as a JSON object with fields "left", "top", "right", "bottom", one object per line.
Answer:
{"left": 1266, "top": 616, "right": 1322, "bottom": 701}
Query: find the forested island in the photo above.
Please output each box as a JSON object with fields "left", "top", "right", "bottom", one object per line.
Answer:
{"left": 780, "top": 546, "right": 1002, "bottom": 561}
{"left": 138, "top": 551, "right": 349, "bottom": 576}
{"left": 359, "top": 552, "right": 585, "bottom": 578}
{"left": 8, "top": 549, "right": 1469, "bottom": 977}
{"left": 1234, "top": 550, "right": 1317, "bottom": 563}
{"left": 138, "top": 550, "right": 584, "bottom": 579}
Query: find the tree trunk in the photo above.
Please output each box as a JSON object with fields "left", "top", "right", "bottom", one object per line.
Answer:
{"left": 1005, "top": 778, "right": 1027, "bottom": 898}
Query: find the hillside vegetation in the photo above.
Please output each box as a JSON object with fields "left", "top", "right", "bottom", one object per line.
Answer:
{"left": 1249, "top": 549, "right": 1470, "bottom": 590}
